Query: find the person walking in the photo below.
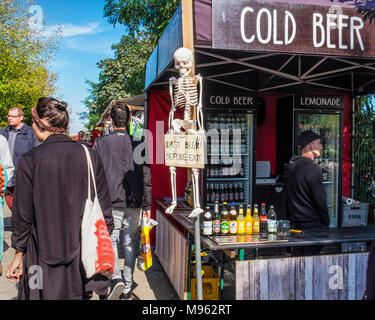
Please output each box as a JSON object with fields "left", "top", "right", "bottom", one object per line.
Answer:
{"left": 283, "top": 130, "right": 329, "bottom": 256}
{"left": 0, "top": 135, "right": 14, "bottom": 277}
{"left": 6, "top": 97, "right": 113, "bottom": 300}
{"left": 94, "top": 102, "right": 152, "bottom": 300}
{"left": 76, "top": 131, "right": 90, "bottom": 147}
{"left": 0, "top": 106, "right": 39, "bottom": 210}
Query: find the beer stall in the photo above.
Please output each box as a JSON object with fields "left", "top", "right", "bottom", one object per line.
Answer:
{"left": 144, "top": 0, "right": 375, "bottom": 300}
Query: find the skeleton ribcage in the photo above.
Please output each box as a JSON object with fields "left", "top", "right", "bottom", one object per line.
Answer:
{"left": 173, "top": 78, "right": 198, "bottom": 109}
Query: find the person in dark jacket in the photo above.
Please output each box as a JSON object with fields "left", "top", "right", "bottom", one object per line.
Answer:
{"left": 284, "top": 130, "right": 329, "bottom": 256}
{"left": 76, "top": 131, "right": 90, "bottom": 147}
{"left": 0, "top": 106, "right": 39, "bottom": 209}
{"left": 94, "top": 102, "right": 152, "bottom": 300}
{"left": 5, "top": 97, "right": 113, "bottom": 300}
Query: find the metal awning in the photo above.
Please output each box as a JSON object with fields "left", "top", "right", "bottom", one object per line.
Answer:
{"left": 95, "top": 94, "right": 145, "bottom": 127}
{"left": 145, "top": 0, "right": 375, "bottom": 95}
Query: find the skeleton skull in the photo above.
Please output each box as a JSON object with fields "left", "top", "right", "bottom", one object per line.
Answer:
{"left": 174, "top": 47, "right": 194, "bottom": 78}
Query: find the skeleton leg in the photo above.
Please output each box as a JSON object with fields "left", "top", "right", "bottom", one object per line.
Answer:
{"left": 189, "top": 168, "right": 203, "bottom": 218}
{"left": 166, "top": 167, "right": 177, "bottom": 214}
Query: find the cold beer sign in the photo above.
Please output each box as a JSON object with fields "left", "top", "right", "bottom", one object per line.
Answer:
{"left": 212, "top": 0, "right": 375, "bottom": 57}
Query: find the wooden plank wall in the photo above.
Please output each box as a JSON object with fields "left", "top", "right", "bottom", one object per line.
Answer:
{"left": 236, "top": 252, "right": 369, "bottom": 300}
{"left": 155, "top": 210, "right": 189, "bottom": 300}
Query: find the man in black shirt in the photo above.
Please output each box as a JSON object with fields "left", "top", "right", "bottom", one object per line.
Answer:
{"left": 284, "top": 130, "right": 330, "bottom": 256}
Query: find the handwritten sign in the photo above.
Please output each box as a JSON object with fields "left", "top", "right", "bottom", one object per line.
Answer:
{"left": 164, "top": 133, "right": 205, "bottom": 168}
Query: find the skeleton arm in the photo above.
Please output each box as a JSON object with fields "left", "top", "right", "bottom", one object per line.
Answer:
{"left": 196, "top": 74, "right": 204, "bottom": 132}
{"left": 168, "top": 77, "right": 177, "bottom": 131}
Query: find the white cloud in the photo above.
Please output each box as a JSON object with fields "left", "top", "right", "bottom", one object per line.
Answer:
{"left": 40, "top": 22, "right": 101, "bottom": 38}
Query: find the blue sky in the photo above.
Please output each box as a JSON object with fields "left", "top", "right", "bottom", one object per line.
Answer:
{"left": 33, "top": 0, "right": 126, "bottom": 134}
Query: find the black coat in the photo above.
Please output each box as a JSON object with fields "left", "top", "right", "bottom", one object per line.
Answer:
{"left": 11, "top": 134, "right": 113, "bottom": 300}
{"left": 283, "top": 156, "right": 330, "bottom": 228}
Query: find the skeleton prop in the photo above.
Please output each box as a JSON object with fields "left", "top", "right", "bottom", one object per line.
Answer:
{"left": 165, "top": 47, "right": 205, "bottom": 218}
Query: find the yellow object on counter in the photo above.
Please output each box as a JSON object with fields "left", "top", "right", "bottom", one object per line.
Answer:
{"left": 290, "top": 229, "right": 302, "bottom": 233}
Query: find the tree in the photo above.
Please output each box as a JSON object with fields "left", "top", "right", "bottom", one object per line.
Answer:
{"left": 0, "top": 0, "right": 59, "bottom": 126}
{"left": 82, "top": 1, "right": 180, "bottom": 127}
{"left": 81, "top": 34, "right": 153, "bottom": 121}
{"left": 103, "top": 0, "right": 180, "bottom": 44}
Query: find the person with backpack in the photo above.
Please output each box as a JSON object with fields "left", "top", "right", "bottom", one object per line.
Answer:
{"left": 94, "top": 102, "right": 152, "bottom": 300}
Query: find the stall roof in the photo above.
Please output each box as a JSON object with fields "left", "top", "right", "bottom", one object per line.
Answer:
{"left": 146, "top": 0, "right": 375, "bottom": 95}
{"left": 95, "top": 94, "right": 145, "bottom": 127}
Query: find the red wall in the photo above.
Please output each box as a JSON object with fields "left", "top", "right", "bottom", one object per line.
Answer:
{"left": 256, "top": 94, "right": 280, "bottom": 175}
{"left": 147, "top": 89, "right": 188, "bottom": 245}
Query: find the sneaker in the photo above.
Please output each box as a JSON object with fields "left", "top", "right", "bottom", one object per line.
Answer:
{"left": 107, "top": 279, "right": 125, "bottom": 300}
{"left": 119, "top": 291, "right": 132, "bottom": 300}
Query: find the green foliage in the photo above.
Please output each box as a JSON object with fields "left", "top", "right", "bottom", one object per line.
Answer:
{"left": 353, "top": 95, "right": 375, "bottom": 218}
{"left": 0, "top": 0, "right": 59, "bottom": 127}
{"left": 82, "top": 1, "right": 180, "bottom": 129}
{"left": 103, "top": 0, "right": 180, "bottom": 44}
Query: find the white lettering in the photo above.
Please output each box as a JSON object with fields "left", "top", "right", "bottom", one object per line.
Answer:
{"left": 273, "top": 9, "right": 283, "bottom": 45}
{"left": 285, "top": 10, "right": 296, "bottom": 45}
{"left": 241, "top": 7, "right": 255, "bottom": 43}
{"left": 256, "top": 8, "right": 272, "bottom": 44}
{"left": 326, "top": 14, "right": 337, "bottom": 49}
{"left": 350, "top": 16, "right": 364, "bottom": 51}
{"left": 313, "top": 13, "right": 325, "bottom": 48}
{"left": 338, "top": 15, "right": 349, "bottom": 49}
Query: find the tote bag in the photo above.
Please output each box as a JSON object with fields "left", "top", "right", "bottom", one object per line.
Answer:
{"left": 81, "top": 145, "right": 115, "bottom": 278}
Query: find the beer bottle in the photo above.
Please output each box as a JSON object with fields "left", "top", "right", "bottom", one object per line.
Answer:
{"left": 229, "top": 204, "right": 238, "bottom": 235}
{"left": 210, "top": 184, "right": 216, "bottom": 203}
{"left": 245, "top": 204, "right": 253, "bottom": 235}
{"left": 206, "top": 184, "right": 211, "bottom": 204}
{"left": 215, "top": 184, "right": 220, "bottom": 203}
{"left": 237, "top": 205, "right": 245, "bottom": 236}
{"left": 220, "top": 185, "right": 225, "bottom": 203}
{"left": 252, "top": 204, "right": 260, "bottom": 234}
{"left": 228, "top": 183, "right": 234, "bottom": 203}
{"left": 220, "top": 202, "right": 230, "bottom": 236}
{"left": 234, "top": 183, "right": 239, "bottom": 202}
{"left": 267, "top": 205, "right": 277, "bottom": 234}
{"left": 259, "top": 203, "right": 268, "bottom": 234}
{"left": 212, "top": 202, "right": 221, "bottom": 236}
{"left": 239, "top": 183, "right": 244, "bottom": 202}
{"left": 203, "top": 207, "right": 213, "bottom": 236}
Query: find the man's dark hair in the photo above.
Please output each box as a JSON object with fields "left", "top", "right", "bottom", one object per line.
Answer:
{"left": 78, "top": 131, "right": 85, "bottom": 139}
{"left": 110, "top": 103, "right": 130, "bottom": 128}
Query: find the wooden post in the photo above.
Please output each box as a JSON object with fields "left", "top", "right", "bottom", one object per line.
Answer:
{"left": 182, "top": 0, "right": 203, "bottom": 300}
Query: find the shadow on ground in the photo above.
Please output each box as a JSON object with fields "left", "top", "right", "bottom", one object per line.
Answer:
{"left": 144, "top": 251, "right": 180, "bottom": 300}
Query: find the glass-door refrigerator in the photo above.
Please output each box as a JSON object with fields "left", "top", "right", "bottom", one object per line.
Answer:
{"left": 294, "top": 100, "right": 343, "bottom": 228}
{"left": 203, "top": 109, "right": 256, "bottom": 207}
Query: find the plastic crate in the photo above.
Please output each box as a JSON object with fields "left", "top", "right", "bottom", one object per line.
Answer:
{"left": 341, "top": 201, "right": 369, "bottom": 227}
{"left": 190, "top": 265, "right": 219, "bottom": 300}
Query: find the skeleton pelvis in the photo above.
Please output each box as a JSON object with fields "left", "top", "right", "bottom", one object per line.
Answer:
{"left": 172, "top": 119, "right": 196, "bottom": 132}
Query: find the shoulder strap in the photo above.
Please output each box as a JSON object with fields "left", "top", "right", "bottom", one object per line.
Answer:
{"left": 82, "top": 145, "right": 97, "bottom": 199}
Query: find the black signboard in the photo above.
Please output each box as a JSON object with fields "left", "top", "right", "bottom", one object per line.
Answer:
{"left": 204, "top": 92, "right": 258, "bottom": 108}
{"left": 295, "top": 94, "right": 345, "bottom": 109}
{"left": 212, "top": 0, "right": 375, "bottom": 58}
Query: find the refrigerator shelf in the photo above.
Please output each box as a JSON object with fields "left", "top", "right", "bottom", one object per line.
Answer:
{"left": 207, "top": 178, "right": 248, "bottom": 181}
{"left": 323, "top": 181, "right": 334, "bottom": 184}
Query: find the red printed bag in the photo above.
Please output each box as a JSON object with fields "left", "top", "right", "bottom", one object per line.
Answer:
{"left": 81, "top": 145, "right": 115, "bottom": 278}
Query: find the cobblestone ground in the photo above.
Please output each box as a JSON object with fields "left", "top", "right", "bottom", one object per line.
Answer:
{"left": 0, "top": 204, "right": 179, "bottom": 300}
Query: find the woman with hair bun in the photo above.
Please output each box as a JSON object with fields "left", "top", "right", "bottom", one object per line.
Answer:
{"left": 6, "top": 97, "right": 113, "bottom": 300}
